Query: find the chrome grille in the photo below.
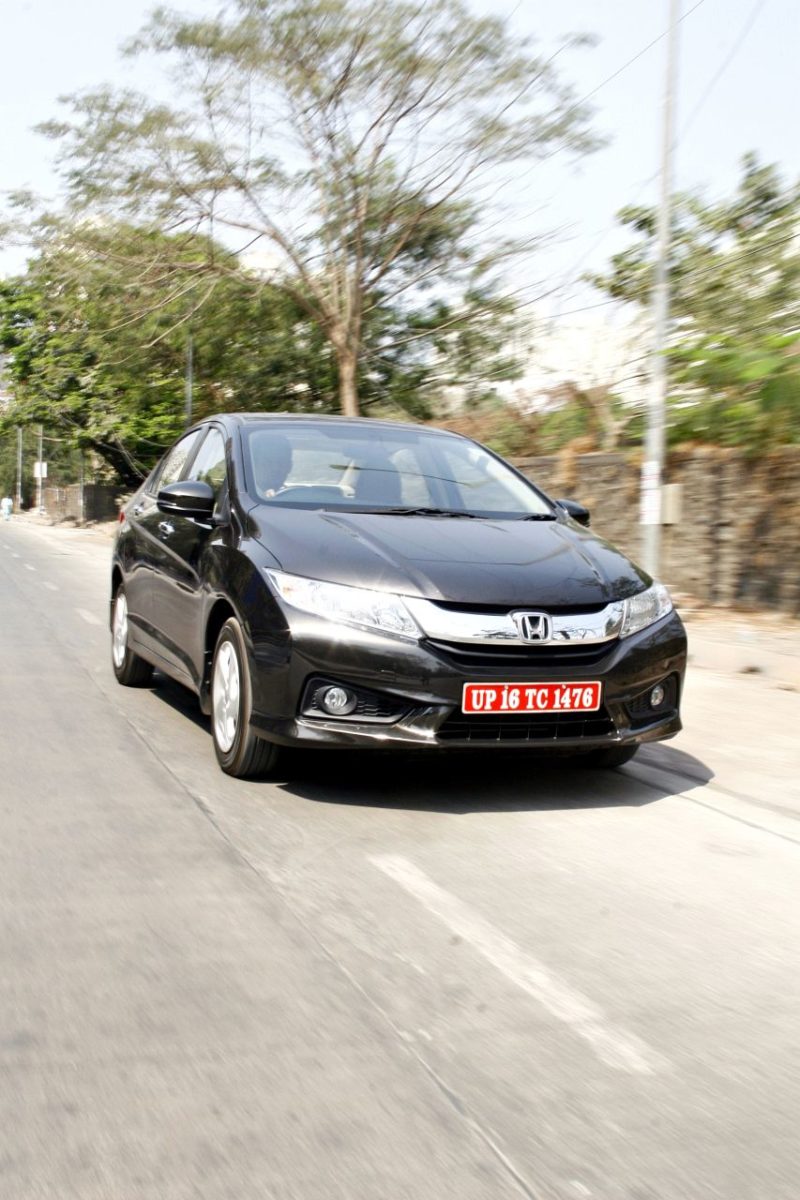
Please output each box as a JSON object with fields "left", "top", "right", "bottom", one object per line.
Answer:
{"left": 424, "top": 638, "right": 615, "bottom": 670}
{"left": 404, "top": 595, "right": 624, "bottom": 648}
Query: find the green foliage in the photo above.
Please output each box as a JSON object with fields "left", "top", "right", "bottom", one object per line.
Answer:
{"left": 437, "top": 395, "right": 539, "bottom": 459}
{"left": 590, "top": 155, "right": 800, "bottom": 450}
{"left": 0, "top": 226, "right": 343, "bottom": 483}
{"left": 0, "top": 432, "right": 20, "bottom": 500}
{"left": 535, "top": 403, "right": 592, "bottom": 452}
{"left": 519, "top": 381, "right": 645, "bottom": 456}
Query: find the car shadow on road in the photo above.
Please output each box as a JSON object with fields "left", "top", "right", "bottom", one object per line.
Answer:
{"left": 275, "top": 743, "right": 714, "bottom": 814}
{"left": 147, "top": 673, "right": 210, "bottom": 730}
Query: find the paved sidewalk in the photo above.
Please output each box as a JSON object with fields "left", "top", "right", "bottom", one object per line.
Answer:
{"left": 681, "top": 607, "right": 800, "bottom": 688}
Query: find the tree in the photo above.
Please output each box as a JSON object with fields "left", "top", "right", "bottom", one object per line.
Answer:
{"left": 0, "top": 430, "right": 19, "bottom": 501}
{"left": 0, "top": 221, "right": 529, "bottom": 482}
{"left": 37, "top": 0, "right": 598, "bottom": 416}
{"left": 0, "top": 226, "right": 340, "bottom": 484}
{"left": 590, "top": 156, "right": 800, "bottom": 450}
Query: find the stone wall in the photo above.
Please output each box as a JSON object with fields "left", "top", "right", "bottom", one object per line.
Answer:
{"left": 513, "top": 448, "right": 800, "bottom": 615}
{"left": 42, "top": 483, "right": 124, "bottom": 524}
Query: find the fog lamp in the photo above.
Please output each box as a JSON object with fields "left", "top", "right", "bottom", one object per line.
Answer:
{"left": 321, "top": 686, "right": 358, "bottom": 716}
{"left": 650, "top": 684, "right": 666, "bottom": 709}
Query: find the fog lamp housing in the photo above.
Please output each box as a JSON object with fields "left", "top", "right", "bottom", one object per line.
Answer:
{"left": 626, "top": 674, "right": 679, "bottom": 727}
{"left": 320, "top": 685, "right": 358, "bottom": 716}
{"left": 300, "top": 677, "right": 410, "bottom": 724}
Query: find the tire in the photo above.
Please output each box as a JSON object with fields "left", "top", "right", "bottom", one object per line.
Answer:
{"left": 211, "top": 617, "right": 280, "bottom": 779}
{"left": 582, "top": 743, "right": 639, "bottom": 769}
{"left": 111, "top": 584, "right": 154, "bottom": 687}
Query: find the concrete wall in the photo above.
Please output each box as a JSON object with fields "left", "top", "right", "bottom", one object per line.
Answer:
{"left": 513, "top": 448, "right": 800, "bottom": 615}
{"left": 42, "top": 483, "right": 124, "bottom": 524}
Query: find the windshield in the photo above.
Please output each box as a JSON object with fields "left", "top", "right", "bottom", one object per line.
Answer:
{"left": 241, "top": 422, "right": 553, "bottom": 518}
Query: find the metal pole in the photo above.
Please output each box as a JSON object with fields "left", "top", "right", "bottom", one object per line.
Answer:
{"left": 185, "top": 334, "right": 194, "bottom": 428}
{"left": 641, "top": 0, "right": 680, "bottom": 578}
{"left": 15, "top": 426, "right": 22, "bottom": 509}
{"left": 36, "top": 424, "right": 44, "bottom": 514}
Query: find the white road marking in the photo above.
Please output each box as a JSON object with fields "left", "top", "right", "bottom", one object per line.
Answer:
{"left": 44, "top": 581, "right": 59, "bottom": 592}
{"left": 25, "top": 563, "right": 36, "bottom": 571}
{"left": 76, "top": 608, "right": 102, "bottom": 626}
{"left": 372, "top": 855, "right": 668, "bottom": 1076}
{"left": 12, "top": 553, "right": 20, "bottom": 559}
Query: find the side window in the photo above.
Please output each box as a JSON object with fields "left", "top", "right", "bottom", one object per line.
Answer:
{"left": 187, "top": 427, "right": 227, "bottom": 500}
{"left": 151, "top": 430, "right": 204, "bottom": 493}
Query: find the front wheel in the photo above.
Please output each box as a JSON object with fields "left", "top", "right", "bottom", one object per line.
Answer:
{"left": 111, "top": 585, "right": 153, "bottom": 687}
{"left": 211, "top": 618, "right": 280, "bottom": 779}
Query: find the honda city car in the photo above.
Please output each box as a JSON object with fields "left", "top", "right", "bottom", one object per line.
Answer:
{"left": 110, "top": 414, "right": 687, "bottom": 777}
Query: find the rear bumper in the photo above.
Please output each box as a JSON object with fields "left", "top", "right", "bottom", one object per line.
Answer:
{"left": 247, "top": 609, "right": 687, "bottom": 753}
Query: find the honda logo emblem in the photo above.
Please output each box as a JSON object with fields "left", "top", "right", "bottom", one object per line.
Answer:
{"left": 513, "top": 611, "right": 552, "bottom": 643}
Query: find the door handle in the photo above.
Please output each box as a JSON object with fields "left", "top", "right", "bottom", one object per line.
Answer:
{"left": 158, "top": 520, "right": 175, "bottom": 537}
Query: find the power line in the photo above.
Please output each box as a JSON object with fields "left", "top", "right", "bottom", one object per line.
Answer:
{"left": 680, "top": 0, "right": 769, "bottom": 137}
{"left": 536, "top": 0, "right": 773, "bottom": 325}
{"left": 490, "top": 0, "right": 708, "bottom": 229}
{"left": 565, "top": 0, "right": 707, "bottom": 114}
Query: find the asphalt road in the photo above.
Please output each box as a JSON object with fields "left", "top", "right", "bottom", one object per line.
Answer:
{"left": 1, "top": 518, "right": 799, "bottom": 1200}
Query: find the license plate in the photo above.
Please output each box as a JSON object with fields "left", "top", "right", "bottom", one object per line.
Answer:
{"left": 462, "top": 681, "right": 602, "bottom": 715}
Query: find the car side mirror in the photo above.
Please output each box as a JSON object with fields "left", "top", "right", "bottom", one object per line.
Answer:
{"left": 557, "top": 498, "right": 591, "bottom": 527}
{"left": 157, "top": 480, "right": 216, "bottom": 521}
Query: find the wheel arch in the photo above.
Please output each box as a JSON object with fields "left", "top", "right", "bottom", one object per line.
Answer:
{"left": 201, "top": 597, "right": 239, "bottom": 714}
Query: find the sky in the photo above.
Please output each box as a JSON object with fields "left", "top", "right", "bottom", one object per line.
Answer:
{"left": 1, "top": 0, "right": 798, "bottom": 385}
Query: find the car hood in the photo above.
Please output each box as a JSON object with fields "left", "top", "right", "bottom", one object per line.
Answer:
{"left": 251, "top": 507, "right": 650, "bottom": 607}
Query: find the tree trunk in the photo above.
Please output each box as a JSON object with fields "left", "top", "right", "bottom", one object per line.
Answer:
{"left": 85, "top": 438, "right": 145, "bottom": 489}
{"left": 337, "top": 348, "right": 360, "bottom": 417}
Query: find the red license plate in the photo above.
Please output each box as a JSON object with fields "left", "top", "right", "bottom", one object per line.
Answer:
{"left": 462, "top": 681, "right": 602, "bottom": 715}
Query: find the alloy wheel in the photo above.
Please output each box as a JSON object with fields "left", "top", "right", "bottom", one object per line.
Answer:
{"left": 112, "top": 591, "right": 128, "bottom": 669}
{"left": 213, "top": 640, "right": 241, "bottom": 753}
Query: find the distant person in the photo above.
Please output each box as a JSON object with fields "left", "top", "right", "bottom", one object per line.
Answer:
{"left": 0, "top": 496, "right": 12, "bottom": 522}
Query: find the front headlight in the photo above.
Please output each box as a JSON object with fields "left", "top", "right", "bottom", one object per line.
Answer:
{"left": 620, "top": 582, "right": 673, "bottom": 638}
{"left": 267, "top": 570, "right": 421, "bottom": 640}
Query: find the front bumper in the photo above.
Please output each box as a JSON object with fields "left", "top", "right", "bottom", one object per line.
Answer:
{"left": 246, "top": 608, "right": 687, "bottom": 753}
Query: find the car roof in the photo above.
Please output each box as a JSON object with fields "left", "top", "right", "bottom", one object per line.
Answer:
{"left": 200, "top": 412, "right": 467, "bottom": 439}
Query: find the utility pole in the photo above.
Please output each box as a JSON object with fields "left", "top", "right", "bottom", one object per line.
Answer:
{"left": 36, "top": 424, "right": 45, "bottom": 514}
{"left": 79, "top": 452, "right": 85, "bottom": 524}
{"left": 641, "top": 0, "right": 680, "bottom": 578}
{"left": 15, "top": 426, "right": 23, "bottom": 509}
{"left": 185, "top": 334, "right": 194, "bottom": 428}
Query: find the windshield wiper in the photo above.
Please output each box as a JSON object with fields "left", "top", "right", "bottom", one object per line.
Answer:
{"left": 518, "top": 513, "right": 557, "bottom": 521}
{"left": 354, "top": 506, "right": 480, "bottom": 518}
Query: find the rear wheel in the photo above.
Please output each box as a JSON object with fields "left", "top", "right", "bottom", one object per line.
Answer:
{"left": 111, "top": 585, "right": 153, "bottom": 687}
{"left": 211, "top": 617, "right": 279, "bottom": 779}
{"left": 582, "top": 744, "right": 639, "bottom": 769}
